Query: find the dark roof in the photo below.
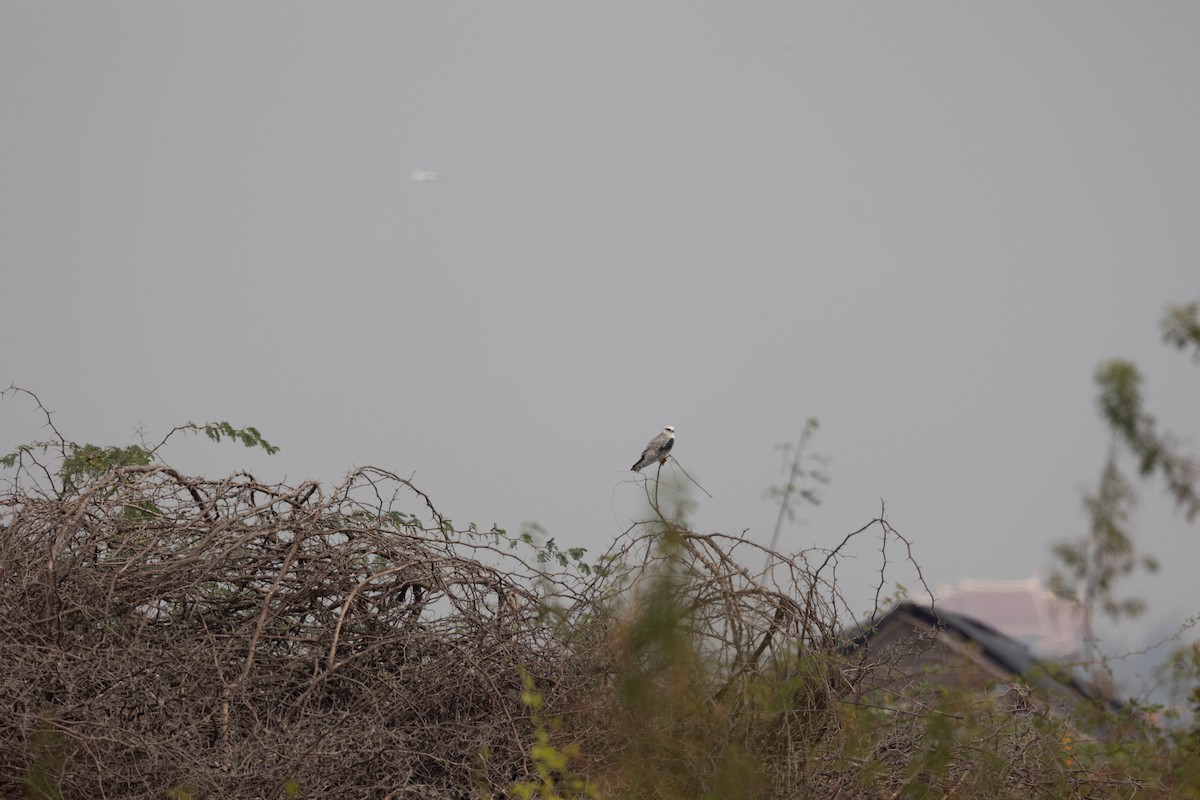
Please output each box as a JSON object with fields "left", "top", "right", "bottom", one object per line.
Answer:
{"left": 904, "top": 603, "right": 1042, "bottom": 676}
{"left": 846, "top": 602, "right": 1121, "bottom": 712}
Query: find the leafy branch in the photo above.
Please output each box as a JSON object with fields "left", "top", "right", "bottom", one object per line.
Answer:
{"left": 1096, "top": 358, "right": 1198, "bottom": 521}
{"left": 2, "top": 386, "right": 277, "bottom": 497}
{"left": 1161, "top": 301, "right": 1200, "bottom": 363}
{"left": 1050, "top": 301, "right": 1197, "bottom": 664}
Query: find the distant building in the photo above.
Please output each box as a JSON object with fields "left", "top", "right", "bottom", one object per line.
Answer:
{"left": 935, "top": 577, "right": 1084, "bottom": 658}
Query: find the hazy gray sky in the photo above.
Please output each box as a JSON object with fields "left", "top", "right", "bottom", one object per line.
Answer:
{"left": 4, "top": 4, "right": 1197, "bottom": 692}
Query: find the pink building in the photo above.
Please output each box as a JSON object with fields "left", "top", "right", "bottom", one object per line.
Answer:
{"left": 935, "top": 578, "right": 1084, "bottom": 658}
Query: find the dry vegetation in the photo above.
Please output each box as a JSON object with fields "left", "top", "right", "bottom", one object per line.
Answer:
{"left": 2, "top": 464, "right": 589, "bottom": 798}
{"left": 1, "top": 411, "right": 1196, "bottom": 798}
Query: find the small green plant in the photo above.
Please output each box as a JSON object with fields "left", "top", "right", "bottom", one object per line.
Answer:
{"left": 510, "top": 668, "right": 597, "bottom": 800}
{"left": 164, "top": 783, "right": 198, "bottom": 800}
{"left": 600, "top": 527, "right": 775, "bottom": 800}
{"left": 23, "top": 723, "right": 66, "bottom": 800}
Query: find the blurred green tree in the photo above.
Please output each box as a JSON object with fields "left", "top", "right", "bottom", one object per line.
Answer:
{"left": 1050, "top": 302, "right": 1198, "bottom": 661}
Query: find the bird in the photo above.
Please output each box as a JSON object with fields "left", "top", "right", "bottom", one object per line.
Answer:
{"left": 631, "top": 426, "right": 675, "bottom": 472}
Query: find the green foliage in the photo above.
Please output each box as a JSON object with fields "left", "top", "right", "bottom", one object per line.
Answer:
{"left": 601, "top": 529, "right": 773, "bottom": 800}
{"left": 1162, "top": 641, "right": 1200, "bottom": 765}
{"left": 1, "top": 386, "right": 278, "bottom": 496}
{"left": 1096, "top": 358, "right": 1199, "bottom": 521}
{"left": 1051, "top": 300, "right": 1196, "bottom": 660}
{"left": 523, "top": 527, "right": 594, "bottom": 574}
{"left": 1094, "top": 305, "right": 1200, "bottom": 521}
{"left": 23, "top": 723, "right": 66, "bottom": 800}
{"left": 510, "top": 668, "right": 598, "bottom": 800}
{"left": 1162, "top": 301, "right": 1200, "bottom": 362}
{"left": 59, "top": 442, "right": 154, "bottom": 493}
{"left": 488, "top": 521, "right": 610, "bottom": 580}
{"left": 0, "top": 441, "right": 48, "bottom": 469}
{"left": 1050, "top": 450, "right": 1158, "bottom": 650}
{"left": 1060, "top": 695, "right": 1200, "bottom": 799}
{"left": 166, "top": 420, "right": 278, "bottom": 455}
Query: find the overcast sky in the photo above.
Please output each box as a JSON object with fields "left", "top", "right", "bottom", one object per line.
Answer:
{"left": 3, "top": 4, "right": 1197, "bottom": 695}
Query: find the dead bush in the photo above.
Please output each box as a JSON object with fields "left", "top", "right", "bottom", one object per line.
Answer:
{"left": 0, "top": 465, "right": 594, "bottom": 798}
{"left": 0, "top": 447, "right": 1162, "bottom": 797}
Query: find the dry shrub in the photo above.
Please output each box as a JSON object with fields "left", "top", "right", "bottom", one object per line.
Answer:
{"left": 1, "top": 465, "right": 589, "bottom": 798}
{"left": 0, "top": 453, "right": 898, "bottom": 799}
{"left": 515, "top": 510, "right": 929, "bottom": 799}
{"left": 1, "top": 460, "right": 1163, "bottom": 799}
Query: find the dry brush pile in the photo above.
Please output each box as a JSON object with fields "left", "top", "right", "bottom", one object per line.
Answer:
{"left": 1, "top": 465, "right": 595, "bottom": 798}
{"left": 0, "top": 453, "right": 893, "bottom": 798}
{"left": 0, "top": 458, "right": 1157, "bottom": 798}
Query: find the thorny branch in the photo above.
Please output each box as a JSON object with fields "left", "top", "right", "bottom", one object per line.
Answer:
{"left": 1, "top": 393, "right": 1114, "bottom": 798}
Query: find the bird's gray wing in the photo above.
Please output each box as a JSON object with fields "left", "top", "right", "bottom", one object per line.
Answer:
{"left": 631, "top": 447, "right": 655, "bottom": 471}
{"left": 631, "top": 433, "right": 672, "bottom": 471}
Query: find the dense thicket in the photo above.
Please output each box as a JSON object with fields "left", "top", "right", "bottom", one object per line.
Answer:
{"left": 1, "top": 463, "right": 1194, "bottom": 798}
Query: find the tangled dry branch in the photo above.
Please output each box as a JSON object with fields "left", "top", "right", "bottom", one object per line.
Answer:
{"left": 2, "top": 466, "right": 602, "bottom": 798}
{"left": 0, "top": 462, "right": 972, "bottom": 799}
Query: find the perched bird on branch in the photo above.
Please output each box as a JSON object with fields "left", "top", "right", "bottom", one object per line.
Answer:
{"left": 631, "top": 426, "right": 675, "bottom": 472}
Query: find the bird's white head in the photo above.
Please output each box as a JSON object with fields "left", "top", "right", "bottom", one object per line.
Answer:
{"left": 663, "top": 426, "right": 675, "bottom": 434}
